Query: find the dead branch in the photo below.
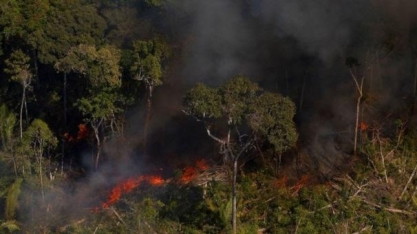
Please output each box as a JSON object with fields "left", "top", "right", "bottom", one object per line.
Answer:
{"left": 399, "top": 163, "right": 417, "bottom": 200}
{"left": 57, "top": 219, "right": 86, "bottom": 232}
{"left": 360, "top": 198, "right": 414, "bottom": 215}
{"left": 376, "top": 132, "right": 390, "bottom": 183}
{"left": 352, "top": 225, "right": 372, "bottom": 234}
{"left": 110, "top": 207, "right": 126, "bottom": 226}
{"left": 206, "top": 128, "right": 225, "bottom": 145}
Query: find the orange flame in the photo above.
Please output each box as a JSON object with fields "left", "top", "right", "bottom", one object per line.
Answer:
{"left": 63, "top": 123, "right": 89, "bottom": 142}
{"left": 77, "top": 123, "right": 88, "bottom": 140}
{"left": 95, "top": 159, "right": 209, "bottom": 211}
{"left": 179, "top": 159, "right": 208, "bottom": 184}
{"left": 101, "top": 175, "right": 165, "bottom": 209}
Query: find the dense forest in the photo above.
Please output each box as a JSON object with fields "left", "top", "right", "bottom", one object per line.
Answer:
{"left": 1, "top": 0, "right": 417, "bottom": 233}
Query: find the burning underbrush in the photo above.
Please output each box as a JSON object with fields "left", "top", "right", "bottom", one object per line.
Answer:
{"left": 92, "top": 159, "right": 229, "bottom": 212}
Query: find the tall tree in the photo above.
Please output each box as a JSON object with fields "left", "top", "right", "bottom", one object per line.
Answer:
{"left": 57, "top": 44, "right": 122, "bottom": 169}
{"left": 130, "top": 38, "right": 170, "bottom": 153}
{"left": 21, "top": 119, "right": 57, "bottom": 201}
{"left": 4, "top": 50, "right": 33, "bottom": 140}
{"left": 184, "top": 76, "right": 298, "bottom": 234}
{"left": 26, "top": 0, "right": 106, "bottom": 66}
{"left": 0, "top": 104, "right": 18, "bottom": 176}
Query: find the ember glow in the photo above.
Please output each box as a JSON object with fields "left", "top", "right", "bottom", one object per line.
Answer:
{"left": 359, "top": 121, "right": 368, "bottom": 131}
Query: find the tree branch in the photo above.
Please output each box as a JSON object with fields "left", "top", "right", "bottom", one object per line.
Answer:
{"left": 399, "top": 163, "right": 417, "bottom": 200}
{"left": 206, "top": 128, "right": 225, "bottom": 145}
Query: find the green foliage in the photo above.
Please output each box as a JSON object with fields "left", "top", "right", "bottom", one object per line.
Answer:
{"left": 75, "top": 87, "right": 123, "bottom": 121}
{"left": 4, "top": 50, "right": 32, "bottom": 85}
{"left": 4, "top": 178, "right": 22, "bottom": 220}
{"left": 0, "top": 219, "right": 20, "bottom": 233}
{"left": 184, "top": 83, "right": 222, "bottom": 119}
{"left": 130, "top": 38, "right": 170, "bottom": 88}
{"left": 28, "top": 0, "right": 106, "bottom": 65}
{"left": 0, "top": 0, "right": 24, "bottom": 39}
{"left": 0, "top": 104, "right": 17, "bottom": 150}
{"left": 22, "top": 119, "right": 58, "bottom": 152}
{"left": 159, "top": 185, "right": 218, "bottom": 229}
{"left": 184, "top": 76, "right": 298, "bottom": 153}
{"left": 220, "top": 76, "right": 260, "bottom": 124}
{"left": 248, "top": 92, "right": 298, "bottom": 153}
{"left": 56, "top": 44, "right": 122, "bottom": 87}
{"left": 219, "top": 198, "right": 232, "bottom": 227}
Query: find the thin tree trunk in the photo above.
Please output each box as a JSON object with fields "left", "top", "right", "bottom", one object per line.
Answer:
{"left": 232, "top": 156, "right": 238, "bottom": 234}
{"left": 24, "top": 93, "right": 28, "bottom": 127}
{"left": 231, "top": 141, "right": 252, "bottom": 234}
{"left": 19, "top": 87, "right": 26, "bottom": 139}
{"left": 143, "top": 87, "right": 153, "bottom": 157}
{"left": 94, "top": 125, "right": 101, "bottom": 170}
{"left": 12, "top": 151, "right": 18, "bottom": 177}
{"left": 33, "top": 50, "right": 39, "bottom": 89}
{"left": 64, "top": 72, "right": 67, "bottom": 126}
{"left": 62, "top": 72, "right": 67, "bottom": 175}
{"left": 39, "top": 146, "right": 45, "bottom": 203}
{"left": 350, "top": 69, "right": 364, "bottom": 156}
{"left": 354, "top": 95, "right": 362, "bottom": 156}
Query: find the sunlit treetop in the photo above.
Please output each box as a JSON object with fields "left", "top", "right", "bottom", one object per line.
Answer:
{"left": 184, "top": 76, "right": 298, "bottom": 153}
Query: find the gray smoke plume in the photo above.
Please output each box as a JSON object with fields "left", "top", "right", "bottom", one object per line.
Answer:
{"left": 180, "top": 0, "right": 254, "bottom": 84}
{"left": 178, "top": 0, "right": 373, "bottom": 86}
{"left": 167, "top": 0, "right": 417, "bottom": 176}
{"left": 248, "top": 0, "right": 370, "bottom": 62}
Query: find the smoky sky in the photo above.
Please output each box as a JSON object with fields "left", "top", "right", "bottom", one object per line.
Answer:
{"left": 249, "top": 0, "right": 370, "bottom": 61}
{"left": 161, "top": 0, "right": 417, "bottom": 174}
{"left": 178, "top": 0, "right": 374, "bottom": 85}
{"left": 107, "top": 0, "right": 417, "bottom": 174}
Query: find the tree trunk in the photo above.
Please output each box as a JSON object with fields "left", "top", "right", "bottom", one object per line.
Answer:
{"left": 231, "top": 141, "right": 252, "bottom": 234}
{"left": 12, "top": 151, "right": 18, "bottom": 177}
{"left": 62, "top": 72, "right": 67, "bottom": 175}
{"left": 354, "top": 94, "right": 362, "bottom": 156}
{"left": 232, "top": 156, "right": 238, "bottom": 234}
{"left": 39, "top": 145, "right": 45, "bottom": 203}
{"left": 63, "top": 72, "right": 67, "bottom": 126}
{"left": 143, "top": 87, "right": 153, "bottom": 157}
{"left": 349, "top": 68, "right": 364, "bottom": 156}
{"left": 19, "top": 86, "right": 26, "bottom": 139}
{"left": 24, "top": 94, "right": 28, "bottom": 130}
{"left": 33, "top": 50, "right": 39, "bottom": 89}
{"left": 93, "top": 125, "right": 101, "bottom": 170}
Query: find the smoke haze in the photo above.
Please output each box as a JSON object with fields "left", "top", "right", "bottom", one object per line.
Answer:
{"left": 159, "top": 0, "right": 417, "bottom": 175}
{"left": 21, "top": 0, "right": 417, "bottom": 229}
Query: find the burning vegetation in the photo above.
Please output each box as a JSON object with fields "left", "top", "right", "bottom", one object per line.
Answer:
{"left": 94, "top": 159, "right": 210, "bottom": 211}
{"left": 2, "top": 0, "right": 417, "bottom": 233}
{"left": 100, "top": 175, "right": 165, "bottom": 209}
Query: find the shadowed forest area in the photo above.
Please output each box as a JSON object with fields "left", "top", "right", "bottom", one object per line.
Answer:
{"left": 1, "top": 0, "right": 417, "bottom": 233}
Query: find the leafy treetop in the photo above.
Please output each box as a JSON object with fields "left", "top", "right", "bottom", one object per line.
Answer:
{"left": 184, "top": 76, "right": 297, "bottom": 154}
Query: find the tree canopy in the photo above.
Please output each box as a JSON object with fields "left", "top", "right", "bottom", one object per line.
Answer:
{"left": 184, "top": 76, "right": 298, "bottom": 154}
